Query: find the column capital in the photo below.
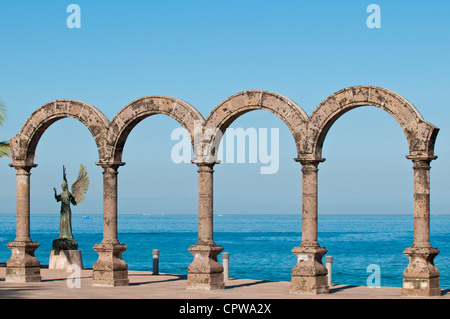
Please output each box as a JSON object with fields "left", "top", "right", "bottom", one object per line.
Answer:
{"left": 406, "top": 155, "right": 437, "bottom": 164}
{"left": 294, "top": 157, "right": 326, "bottom": 165}
{"left": 96, "top": 161, "right": 125, "bottom": 172}
{"left": 191, "top": 160, "right": 219, "bottom": 172}
{"left": 9, "top": 163, "right": 37, "bottom": 174}
{"left": 295, "top": 157, "right": 325, "bottom": 172}
{"left": 191, "top": 159, "right": 220, "bottom": 165}
{"left": 406, "top": 155, "right": 437, "bottom": 170}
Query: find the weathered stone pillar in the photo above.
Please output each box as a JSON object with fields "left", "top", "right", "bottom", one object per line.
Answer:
{"left": 187, "top": 162, "right": 224, "bottom": 290}
{"left": 290, "top": 158, "right": 328, "bottom": 294}
{"left": 402, "top": 155, "right": 440, "bottom": 296}
{"left": 6, "top": 164, "right": 41, "bottom": 282}
{"left": 92, "top": 162, "right": 129, "bottom": 287}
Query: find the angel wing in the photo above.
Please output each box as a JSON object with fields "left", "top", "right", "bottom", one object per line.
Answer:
{"left": 70, "top": 164, "right": 89, "bottom": 205}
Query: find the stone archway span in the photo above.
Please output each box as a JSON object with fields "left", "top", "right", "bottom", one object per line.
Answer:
{"left": 9, "top": 99, "right": 110, "bottom": 167}
{"left": 290, "top": 85, "right": 441, "bottom": 296}
{"left": 201, "top": 90, "right": 309, "bottom": 162}
{"left": 302, "top": 85, "right": 439, "bottom": 160}
{"left": 107, "top": 95, "right": 205, "bottom": 164}
{"left": 5, "top": 99, "right": 110, "bottom": 283}
{"left": 7, "top": 88, "right": 442, "bottom": 295}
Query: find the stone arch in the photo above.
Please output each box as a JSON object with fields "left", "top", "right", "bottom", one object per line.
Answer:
{"left": 107, "top": 96, "right": 205, "bottom": 163}
{"left": 289, "top": 85, "right": 441, "bottom": 296}
{"left": 201, "top": 90, "right": 309, "bottom": 161}
{"left": 303, "top": 85, "right": 439, "bottom": 159}
{"left": 9, "top": 99, "right": 110, "bottom": 166}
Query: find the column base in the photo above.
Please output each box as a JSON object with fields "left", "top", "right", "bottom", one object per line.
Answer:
{"left": 290, "top": 245, "right": 329, "bottom": 294}
{"left": 187, "top": 244, "right": 225, "bottom": 290}
{"left": 6, "top": 241, "right": 41, "bottom": 283}
{"left": 291, "top": 275, "right": 329, "bottom": 295}
{"left": 187, "top": 273, "right": 225, "bottom": 290}
{"left": 92, "top": 242, "right": 129, "bottom": 287}
{"left": 402, "top": 278, "right": 441, "bottom": 297}
{"left": 402, "top": 246, "right": 440, "bottom": 297}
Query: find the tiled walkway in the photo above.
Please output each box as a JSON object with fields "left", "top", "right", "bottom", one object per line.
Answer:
{"left": 0, "top": 267, "right": 448, "bottom": 299}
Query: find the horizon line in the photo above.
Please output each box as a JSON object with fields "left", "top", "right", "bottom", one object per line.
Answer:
{"left": 0, "top": 212, "right": 449, "bottom": 215}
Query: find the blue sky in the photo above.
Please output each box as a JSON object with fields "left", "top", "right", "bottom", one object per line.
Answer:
{"left": 0, "top": 1, "right": 449, "bottom": 216}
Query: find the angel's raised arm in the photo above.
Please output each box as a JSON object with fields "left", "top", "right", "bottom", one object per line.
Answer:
{"left": 53, "top": 187, "right": 61, "bottom": 202}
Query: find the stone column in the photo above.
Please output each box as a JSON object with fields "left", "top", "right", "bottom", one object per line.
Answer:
{"left": 92, "top": 162, "right": 129, "bottom": 287}
{"left": 290, "top": 158, "right": 328, "bottom": 294}
{"left": 6, "top": 164, "right": 41, "bottom": 282}
{"left": 187, "top": 161, "right": 224, "bottom": 290}
{"left": 402, "top": 155, "right": 440, "bottom": 296}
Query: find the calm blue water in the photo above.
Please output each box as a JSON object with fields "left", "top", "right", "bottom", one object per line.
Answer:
{"left": 0, "top": 213, "right": 448, "bottom": 288}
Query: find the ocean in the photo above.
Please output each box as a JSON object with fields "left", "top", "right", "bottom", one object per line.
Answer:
{"left": 0, "top": 213, "right": 448, "bottom": 288}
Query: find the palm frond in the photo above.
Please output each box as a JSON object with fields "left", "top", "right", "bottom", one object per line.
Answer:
{"left": 0, "top": 141, "right": 11, "bottom": 159}
{"left": 0, "top": 99, "right": 6, "bottom": 127}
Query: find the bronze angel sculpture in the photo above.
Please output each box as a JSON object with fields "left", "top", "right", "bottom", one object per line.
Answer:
{"left": 52, "top": 165, "right": 89, "bottom": 250}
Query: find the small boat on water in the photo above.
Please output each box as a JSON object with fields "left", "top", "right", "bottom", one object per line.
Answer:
{"left": 82, "top": 216, "right": 92, "bottom": 219}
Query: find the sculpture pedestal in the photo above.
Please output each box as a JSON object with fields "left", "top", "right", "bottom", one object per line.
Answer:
{"left": 49, "top": 249, "right": 83, "bottom": 270}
